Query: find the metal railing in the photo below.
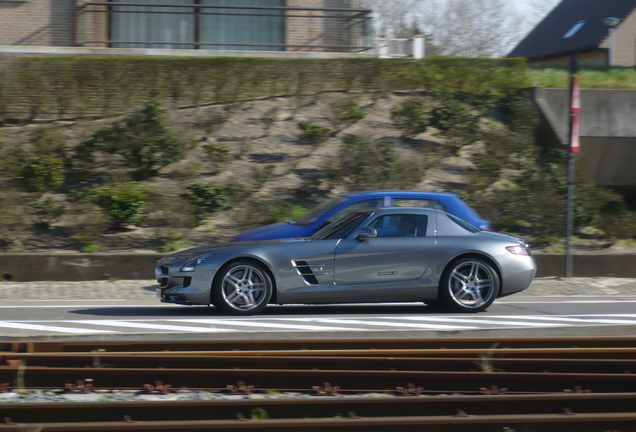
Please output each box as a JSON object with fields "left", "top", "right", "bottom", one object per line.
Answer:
{"left": 77, "top": 2, "right": 373, "bottom": 53}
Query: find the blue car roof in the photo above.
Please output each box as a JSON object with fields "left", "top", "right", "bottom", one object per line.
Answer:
{"left": 341, "top": 190, "right": 458, "bottom": 199}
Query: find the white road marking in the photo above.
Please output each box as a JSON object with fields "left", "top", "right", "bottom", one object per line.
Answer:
{"left": 497, "top": 299, "right": 636, "bottom": 303}
{"left": 499, "top": 315, "right": 636, "bottom": 325}
{"left": 2, "top": 312, "right": 636, "bottom": 336}
{"left": 0, "top": 322, "right": 116, "bottom": 334}
{"left": 170, "top": 319, "right": 368, "bottom": 331}
{"left": 280, "top": 318, "right": 478, "bottom": 330}
{"left": 397, "top": 316, "right": 564, "bottom": 327}
{"left": 0, "top": 305, "right": 170, "bottom": 308}
{"left": 21, "top": 299, "right": 129, "bottom": 302}
{"left": 68, "top": 320, "right": 238, "bottom": 333}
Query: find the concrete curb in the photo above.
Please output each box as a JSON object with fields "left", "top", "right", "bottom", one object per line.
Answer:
{"left": 2, "top": 277, "right": 636, "bottom": 300}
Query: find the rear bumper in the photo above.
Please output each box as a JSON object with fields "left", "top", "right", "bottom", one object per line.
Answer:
{"left": 499, "top": 256, "right": 537, "bottom": 297}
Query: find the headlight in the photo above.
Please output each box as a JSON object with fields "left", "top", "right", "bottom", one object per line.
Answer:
{"left": 181, "top": 257, "right": 209, "bottom": 272}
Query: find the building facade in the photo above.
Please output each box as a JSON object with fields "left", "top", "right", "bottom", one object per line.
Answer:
{"left": 508, "top": 0, "right": 636, "bottom": 67}
{"left": 0, "top": 0, "right": 371, "bottom": 53}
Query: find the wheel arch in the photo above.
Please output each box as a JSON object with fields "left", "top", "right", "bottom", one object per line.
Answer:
{"left": 212, "top": 256, "right": 278, "bottom": 304}
{"left": 439, "top": 252, "right": 503, "bottom": 297}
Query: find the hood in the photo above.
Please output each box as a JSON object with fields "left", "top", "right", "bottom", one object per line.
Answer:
{"left": 232, "top": 221, "right": 310, "bottom": 241}
{"left": 159, "top": 238, "right": 310, "bottom": 264}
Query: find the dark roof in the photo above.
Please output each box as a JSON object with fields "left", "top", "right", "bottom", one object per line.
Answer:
{"left": 508, "top": 0, "right": 636, "bottom": 60}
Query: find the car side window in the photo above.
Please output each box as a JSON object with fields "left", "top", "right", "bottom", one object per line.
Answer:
{"left": 369, "top": 214, "right": 428, "bottom": 237}
{"left": 327, "top": 199, "right": 383, "bottom": 222}
{"left": 392, "top": 199, "right": 444, "bottom": 211}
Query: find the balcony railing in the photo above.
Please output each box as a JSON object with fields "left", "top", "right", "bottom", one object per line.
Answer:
{"left": 76, "top": 2, "right": 373, "bottom": 53}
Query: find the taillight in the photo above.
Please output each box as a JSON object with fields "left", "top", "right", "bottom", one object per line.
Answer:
{"left": 506, "top": 245, "right": 531, "bottom": 256}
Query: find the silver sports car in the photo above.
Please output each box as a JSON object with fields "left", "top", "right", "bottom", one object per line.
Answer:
{"left": 155, "top": 207, "right": 536, "bottom": 315}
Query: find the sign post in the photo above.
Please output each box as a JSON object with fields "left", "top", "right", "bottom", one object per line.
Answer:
{"left": 565, "top": 53, "right": 580, "bottom": 277}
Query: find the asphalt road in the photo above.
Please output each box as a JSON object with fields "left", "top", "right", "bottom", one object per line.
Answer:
{"left": 1, "top": 277, "right": 636, "bottom": 341}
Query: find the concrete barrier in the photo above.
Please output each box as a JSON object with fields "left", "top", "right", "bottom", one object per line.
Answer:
{"left": 533, "top": 254, "right": 636, "bottom": 278}
{"left": 0, "top": 254, "right": 163, "bottom": 282}
{"left": 1, "top": 253, "right": 635, "bottom": 282}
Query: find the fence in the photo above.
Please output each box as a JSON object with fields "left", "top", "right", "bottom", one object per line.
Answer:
{"left": 372, "top": 36, "right": 425, "bottom": 59}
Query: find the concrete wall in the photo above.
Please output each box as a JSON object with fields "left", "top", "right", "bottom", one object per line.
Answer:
{"left": 0, "top": 45, "right": 375, "bottom": 60}
{"left": 1, "top": 253, "right": 634, "bottom": 282}
{"left": 533, "top": 254, "right": 636, "bottom": 278}
{"left": 532, "top": 87, "right": 636, "bottom": 196}
{"left": 0, "top": 254, "right": 163, "bottom": 282}
{"left": 533, "top": 88, "right": 636, "bottom": 143}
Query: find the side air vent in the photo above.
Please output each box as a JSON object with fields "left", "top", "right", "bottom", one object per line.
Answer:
{"left": 293, "top": 260, "right": 319, "bottom": 285}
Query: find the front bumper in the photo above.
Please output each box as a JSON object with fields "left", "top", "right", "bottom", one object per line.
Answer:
{"left": 155, "top": 265, "right": 217, "bottom": 306}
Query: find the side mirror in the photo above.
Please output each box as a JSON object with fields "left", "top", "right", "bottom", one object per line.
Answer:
{"left": 357, "top": 227, "right": 377, "bottom": 239}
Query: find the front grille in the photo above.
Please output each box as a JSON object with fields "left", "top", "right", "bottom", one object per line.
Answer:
{"left": 155, "top": 266, "right": 170, "bottom": 288}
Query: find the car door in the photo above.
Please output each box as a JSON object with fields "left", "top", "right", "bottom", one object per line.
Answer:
{"left": 333, "top": 213, "right": 436, "bottom": 285}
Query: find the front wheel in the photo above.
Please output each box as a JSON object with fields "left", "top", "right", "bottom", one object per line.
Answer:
{"left": 212, "top": 261, "right": 273, "bottom": 315}
{"left": 439, "top": 257, "right": 499, "bottom": 312}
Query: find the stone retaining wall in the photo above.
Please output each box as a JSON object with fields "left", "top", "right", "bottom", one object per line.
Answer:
{"left": 1, "top": 253, "right": 635, "bottom": 282}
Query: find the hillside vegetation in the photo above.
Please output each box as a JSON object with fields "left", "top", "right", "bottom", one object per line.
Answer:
{"left": 0, "top": 57, "right": 634, "bottom": 254}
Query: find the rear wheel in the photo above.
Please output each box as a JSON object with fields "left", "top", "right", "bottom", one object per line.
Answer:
{"left": 439, "top": 257, "right": 499, "bottom": 312}
{"left": 212, "top": 261, "right": 273, "bottom": 315}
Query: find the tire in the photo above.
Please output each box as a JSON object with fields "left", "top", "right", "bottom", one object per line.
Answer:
{"left": 212, "top": 261, "right": 273, "bottom": 315}
{"left": 439, "top": 257, "right": 499, "bottom": 312}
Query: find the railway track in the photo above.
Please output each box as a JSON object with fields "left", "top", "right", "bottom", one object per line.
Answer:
{"left": 1, "top": 337, "right": 636, "bottom": 431}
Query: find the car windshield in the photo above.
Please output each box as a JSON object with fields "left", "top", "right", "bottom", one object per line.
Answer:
{"left": 291, "top": 196, "right": 346, "bottom": 225}
{"left": 310, "top": 211, "right": 370, "bottom": 240}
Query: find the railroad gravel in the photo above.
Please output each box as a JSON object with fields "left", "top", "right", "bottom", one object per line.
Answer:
{"left": 2, "top": 277, "right": 636, "bottom": 300}
{"left": 0, "top": 389, "right": 408, "bottom": 404}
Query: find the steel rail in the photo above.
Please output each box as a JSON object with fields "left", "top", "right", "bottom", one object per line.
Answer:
{"left": 6, "top": 347, "right": 636, "bottom": 359}
{"left": 3, "top": 354, "right": 636, "bottom": 374}
{"left": 2, "top": 410, "right": 636, "bottom": 431}
{"left": 2, "top": 338, "right": 636, "bottom": 430}
{"left": 5, "top": 336, "right": 636, "bottom": 353}
{"left": 2, "top": 393, "right": 636, "bottom": 425}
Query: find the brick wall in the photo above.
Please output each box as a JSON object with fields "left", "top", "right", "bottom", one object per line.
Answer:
{"left": 605, "top": 11, "right": 636, "bottom": 66}
{"left": 75, "top": 0, "right": 108, "bottom": 47}
{"left": 0, "top": 0, "right": 75, "bottom": 46}
{"left": 596, "top": 10, "right": 636, "bottom": 66}
{"left": 285, "top": 0, "right": 365, "bottom": 52}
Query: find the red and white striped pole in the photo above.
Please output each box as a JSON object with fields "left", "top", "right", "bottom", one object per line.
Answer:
{"left": 570, "top": 75, "right": 580, "bottom": 152}
{"left": 565, "top": 54, "right": 579, "bottom": 277}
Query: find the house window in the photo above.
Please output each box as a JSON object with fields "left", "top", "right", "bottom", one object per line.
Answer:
{"left": 200, "top": 0, "right": 284, "bottom": 51}
{"left": 109, "top": 0, "right": 284, "bottom": 50}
